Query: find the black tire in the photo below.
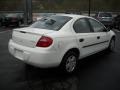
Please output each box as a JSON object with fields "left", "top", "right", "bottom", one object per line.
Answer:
{"left": 60, "top": 51, "right": 78, "bottom": 73}
{"left": 108, "top": 38, "right": 115, "bottom": 52}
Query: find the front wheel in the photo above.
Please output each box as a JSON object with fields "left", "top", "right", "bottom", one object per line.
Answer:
{"left": 60, "top": 51, "right": 78, "bottom": 73}
{"left": 108, "top": 38, "right": 115, "bottom": 51}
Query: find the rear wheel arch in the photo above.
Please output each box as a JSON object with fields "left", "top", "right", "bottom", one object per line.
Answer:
{"left": 61, "top": 48, "right": 80, "bottom": 62}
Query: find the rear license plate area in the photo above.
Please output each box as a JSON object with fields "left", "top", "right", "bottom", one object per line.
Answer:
{"left": 15, "top": 49, "right": 24, "bottom": 60}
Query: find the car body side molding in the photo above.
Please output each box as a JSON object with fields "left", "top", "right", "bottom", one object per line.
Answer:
{"left": 83, "top": 40, "right": 109, "bottom": 48}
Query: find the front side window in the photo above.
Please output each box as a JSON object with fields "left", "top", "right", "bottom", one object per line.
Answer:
{"left": 89, "top": 19, "right": 105, "bottom": 32}
{"left": 30, "top": 15, "right": 72, "bottom": 31}
{"left": 73, "top": 18, "right": 91, "bottom": 33}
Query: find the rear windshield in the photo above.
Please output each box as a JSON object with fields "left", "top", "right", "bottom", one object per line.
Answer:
{"left": 30, "top": 15, "right": 72, "bottom": 31}
{"left": 99, "top": 13, "right": 112, "bottom": 17}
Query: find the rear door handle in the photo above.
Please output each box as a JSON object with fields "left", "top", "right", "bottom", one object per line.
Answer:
{"left": 79, "top": 38, "right": 84, "bottom": 42}
{"left": 97, "top": 36, "right": 100, "bottom": 39}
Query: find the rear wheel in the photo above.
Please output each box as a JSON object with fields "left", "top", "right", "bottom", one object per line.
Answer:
{"left": 60, "top": 51, "right": 78, "bottom": 73}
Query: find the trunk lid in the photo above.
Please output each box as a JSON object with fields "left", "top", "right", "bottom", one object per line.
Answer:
{"left": 12, "top": 27, "right": 55, "bottom": 48}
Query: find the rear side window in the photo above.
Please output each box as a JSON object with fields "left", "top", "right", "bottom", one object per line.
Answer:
{"left": 73, "top": 18, "right": 91, "bottom": 33}
{"left": 30, "top": 15, "right": 72, "bottom": 31}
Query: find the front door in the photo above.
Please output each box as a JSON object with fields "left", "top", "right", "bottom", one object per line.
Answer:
{"left": 88, "top": 18, "right": 110, "bottom": 52}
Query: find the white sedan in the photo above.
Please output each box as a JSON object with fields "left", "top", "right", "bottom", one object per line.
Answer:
{"left": 8, "top": 14, "right": 116, "bottom": 73}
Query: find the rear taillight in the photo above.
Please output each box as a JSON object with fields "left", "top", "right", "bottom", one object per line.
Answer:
{"left": 36, "top": 36, "right": 53, "bottom": 47}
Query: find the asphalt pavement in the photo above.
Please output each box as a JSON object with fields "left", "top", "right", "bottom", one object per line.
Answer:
{"left": 0, "top": 27, "right": 120, "bottom": 90}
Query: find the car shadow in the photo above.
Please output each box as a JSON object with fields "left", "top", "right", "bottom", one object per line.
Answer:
{"left": 24, "top": 49, "right": 114, "bottom": 90}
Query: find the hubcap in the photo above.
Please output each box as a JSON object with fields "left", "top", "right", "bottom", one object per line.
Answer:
{"left": 110, "top": 40, "right": 115, "bottom": 51}
{"left": 65, "top": 55, "right": 76, "bottom": 72}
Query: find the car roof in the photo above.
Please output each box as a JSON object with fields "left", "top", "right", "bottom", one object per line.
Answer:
{"left": 55, "top": 14, "right": 88, "bottom": 19}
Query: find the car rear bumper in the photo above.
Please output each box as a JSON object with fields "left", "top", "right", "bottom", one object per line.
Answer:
{"left": 8, "top": 39, "right": 61, "bottom": 68}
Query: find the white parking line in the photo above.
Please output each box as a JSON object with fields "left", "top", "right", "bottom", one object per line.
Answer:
{"left": 0, "top": 30, "right": 11, "bottom": 34}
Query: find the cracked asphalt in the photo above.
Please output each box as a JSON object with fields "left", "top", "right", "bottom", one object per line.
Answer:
{"left": 0, "top": 27, "right": 120, "bottom": 90}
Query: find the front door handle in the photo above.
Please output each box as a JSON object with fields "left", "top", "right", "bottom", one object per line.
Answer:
{"left": 79, "top": 38, "right": 84, "bottom": 42}
{"left": 97, "top": 36, "right": 100, "bottom": 39}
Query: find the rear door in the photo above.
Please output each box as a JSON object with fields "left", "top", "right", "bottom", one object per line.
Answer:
{"left": 73, "top": 18, "right": 101, "bottom": 58}
{"left": 88, "top": 18, "right": 109, "bottom": 51}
